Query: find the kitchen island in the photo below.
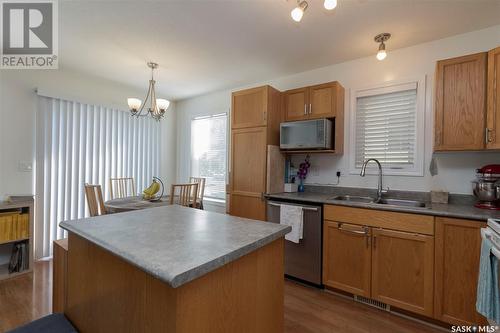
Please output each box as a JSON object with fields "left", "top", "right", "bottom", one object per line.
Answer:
{"left": 58, "top": 205, "right": 290, "bottom": 333}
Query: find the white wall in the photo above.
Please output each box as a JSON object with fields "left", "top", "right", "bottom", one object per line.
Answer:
{"left": 175, "top": 25, "right": 500, "bottom": 195}
{"left": 0, "top": 68, "right": 177, "bottom": 200}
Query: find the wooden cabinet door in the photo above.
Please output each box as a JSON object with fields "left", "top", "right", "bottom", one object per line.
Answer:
{"left": 284, "top": 87, "right": 309, "bottom": 121}
{"left": 371, "top": 228, "right": 434, "bottom": 316}
{"left": 309, "top": 82, "right": 343, "bottom": 119}
{"left": 229, "top": 127, "right": 267, "bottom": 221}
{"left": 323, "top": 221, "right": 371, "bottom": 297}
{"left": 487, "top": 47, "right": 500, "bottom": 149}
{"left": 434, "top": 217, "right": 488, "bottom": 326}
{"left": 434, "top": 53, "right": 487, "bottom": 151}
{"left": 231, "top": 86, "right": 268, "bottom": 129}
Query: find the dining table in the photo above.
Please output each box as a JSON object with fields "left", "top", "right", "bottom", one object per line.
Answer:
{"left": 104, "top": 195, "right": 171, "bottom": 213}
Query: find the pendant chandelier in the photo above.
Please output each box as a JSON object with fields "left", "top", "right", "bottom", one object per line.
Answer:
{"left": 127, "top": 62, "right": 170, "bottom": 121}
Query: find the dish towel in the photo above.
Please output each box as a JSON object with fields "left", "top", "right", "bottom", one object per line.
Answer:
{"left": 476, "top": 235, "right": 500, "bottom": 324}
{"left": 280, "top": 204, "right": 303, "bottom": 244}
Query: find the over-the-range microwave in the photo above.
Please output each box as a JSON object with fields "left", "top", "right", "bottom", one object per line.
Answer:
{"left": 280, "top": 118, "right": 333, "bottom": 150}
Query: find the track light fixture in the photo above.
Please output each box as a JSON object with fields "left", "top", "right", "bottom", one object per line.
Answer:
{"left": 323, "top": 0, "right": 337, "bottom": 10}
{"left": 374, "top": 33, "right": 391, "bottom": 61}
{"left": 291, "top": 0, "right": 308, "bottom": 22}
{"left": 290, "top": 0, "right": 337, "bottom": 22}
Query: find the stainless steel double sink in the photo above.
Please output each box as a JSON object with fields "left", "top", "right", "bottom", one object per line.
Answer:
{"left": 330, "top": 195, "right": 427, "bottom": 208}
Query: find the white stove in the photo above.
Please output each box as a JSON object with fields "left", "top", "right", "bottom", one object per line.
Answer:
{"left": 485, "top": 219, "right": 500, "bottom": 258}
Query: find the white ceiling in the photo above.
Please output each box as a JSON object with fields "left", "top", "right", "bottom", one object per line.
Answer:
{"left": 59, "top": 0, "right": 500, "bottom": 100}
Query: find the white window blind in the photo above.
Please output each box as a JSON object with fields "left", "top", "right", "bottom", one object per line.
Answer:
{"left": 354, "top": 82, "right": 419, "bottom": 172}
{"left": 35, "top": 96, "right": 160, "bottom": 258}
{"left": 190, "top": 114, "right": 227, "bottom": 200}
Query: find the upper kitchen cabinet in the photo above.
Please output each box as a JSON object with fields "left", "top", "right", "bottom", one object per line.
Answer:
{"left": 283, "top": 87, "right": 309, "bottom": 121}
{"left": 283, "top": 81, "right": 344, "bottom": 121}
{"left": 434, "top": 52, "right": 487, "bottom": 151}
{"left": 487, "top": 47, "right": 500, "bottom": 149}
{"left": 309, "top": 82, "right": 344, "bottom": 119}
{"left": 231, "top": 86, "right": 270, "bottom": 129}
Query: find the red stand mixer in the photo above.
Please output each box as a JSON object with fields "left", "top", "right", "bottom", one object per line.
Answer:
{"left": 472, "top": 164, "right": 500, "bottom": 210}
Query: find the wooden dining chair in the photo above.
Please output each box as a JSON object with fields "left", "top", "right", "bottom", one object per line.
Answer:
{"left": 189, "top": 177, "right": 206, "bottom": 209}
{"left": 169, "top": 183, "right": 199, "bottom": 208}
{"left": 84, "top": 184, "right": 107, "bottom": 217}
{"left": 109, "top": 177, "right": 136, "bottom": 199}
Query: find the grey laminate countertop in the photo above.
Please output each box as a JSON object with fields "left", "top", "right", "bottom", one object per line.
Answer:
{"left": 59, "top": 205, "right": 290, "bottom": 288}
{"left": 266, "top": 189, "right": 500, "bottom": 222}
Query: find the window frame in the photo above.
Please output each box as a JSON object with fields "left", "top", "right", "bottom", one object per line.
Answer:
{"left": 190, "top": 112, "right": 228, "bottom": 201}
{"left": 349, "top": 77, "right": 426, "bottom": 177}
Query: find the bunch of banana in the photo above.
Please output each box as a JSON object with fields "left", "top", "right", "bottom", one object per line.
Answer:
{"left": 143, "top": 179, "right": 160, "bottom": 200}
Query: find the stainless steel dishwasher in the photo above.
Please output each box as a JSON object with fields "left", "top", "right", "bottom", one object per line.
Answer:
{"left": 267, "top": 200, "right": 322, "bottom": 286}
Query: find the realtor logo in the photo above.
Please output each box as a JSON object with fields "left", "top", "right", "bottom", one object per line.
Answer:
{"left": 1, "top": 0, "right": 58, "bottom": 69}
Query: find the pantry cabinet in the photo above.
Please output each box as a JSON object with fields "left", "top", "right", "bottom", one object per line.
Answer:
{"left": 229, "top": 85, "right": 282, "bottom": 221}
{"left": 323, "top": 221, "right": 371, "bottom": 297}
{"left": 371, "top": 228, "right": 434, "bottom": 317}
{"left": 434, "top": 217, "right": 488, "bottom": 326}
{"left": 434, "top": 52, "right": 487, "bottom": 151}
{"left": 231, "top": 86, "right": 269, "bottom": 129}
{"left": 487, "top": 47, "right": 500, "bottom": 149}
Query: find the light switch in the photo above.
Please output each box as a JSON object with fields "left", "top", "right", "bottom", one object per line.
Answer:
{"left": 18, "top": 161, "right": 33, "bottom": 172}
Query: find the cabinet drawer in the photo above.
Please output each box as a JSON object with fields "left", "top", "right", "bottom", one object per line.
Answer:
{"left": 324, "top": 205, "right": 434, "bottom": 235}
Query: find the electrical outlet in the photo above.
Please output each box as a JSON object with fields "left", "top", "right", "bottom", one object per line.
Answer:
{"left": 18, "top": 161, "right": 33, "bottom": 172}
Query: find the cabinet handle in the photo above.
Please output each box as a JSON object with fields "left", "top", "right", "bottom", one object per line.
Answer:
{"left": 373, "top": 235, "right": 377, "bottom": 249}
{"left": 309, "top": 103, "right": 312, "bottom": 114}
{"left": 486, "top": 128, "right": 494, "bottom": 143}
{"left": 304, "top": 104, "right": 307, "bottom": 115}
{"left": 338, "top": 224, "right": 367, "bottom": 235}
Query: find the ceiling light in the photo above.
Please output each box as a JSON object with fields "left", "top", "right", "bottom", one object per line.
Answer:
{"left": 127, "top": 62, "right": 170, "bottom": 121}
{"left": 374, "top": 33, "right": 391, "bottom": 61}
{"left": 291, "top": 0, "right": 308, "bottom": 22}
{"left": 324, "top": 0, "right": 337, "bottom": 10}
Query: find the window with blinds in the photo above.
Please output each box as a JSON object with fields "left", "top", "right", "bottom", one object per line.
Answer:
{"left": 191, "top": 114, "right": 227, "bottom": 200}
{"left": 35, "top": 95, "right": 161, "bottom": 258}
{"left": 353, "top": 81, "right": 423, "bottom": 175}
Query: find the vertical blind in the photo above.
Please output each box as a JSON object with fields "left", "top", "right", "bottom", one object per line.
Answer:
{"left": 35, "top": 96, "right": 160, "bottom": 258}
{"left": 355, "top": 83, "right": 418, "bottom": 169}
{"left": 190, "top": 113, "right": 227, "bottom": 200}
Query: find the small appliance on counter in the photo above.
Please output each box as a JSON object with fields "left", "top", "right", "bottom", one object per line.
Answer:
{"left": 284, "top": 183, "right": 298, "bottom": 193}
{"left": 472, "top": 164, "right": 500, "bottom": 210}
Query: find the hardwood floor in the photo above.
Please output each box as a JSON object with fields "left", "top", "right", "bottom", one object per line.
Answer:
{"left": 0, "top": 260, "right": 52, "bottom": 333}
{"left": 285, "top": 281, "right": 443, "bottom": 333}
{"left": 0, "top": 260, "right": 443, "bottom": 333}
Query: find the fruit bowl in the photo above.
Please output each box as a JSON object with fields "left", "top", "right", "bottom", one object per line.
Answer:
{"left": 143, "top": 177, "right": 164, "bottom": 202}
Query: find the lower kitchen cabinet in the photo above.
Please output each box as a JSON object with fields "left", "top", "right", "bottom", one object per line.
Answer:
{"left": 323, "top": 221, "right": 371, "bottom": 297}
{"left": 434, "top": 217, "right": 488, "bottom": 326}
{"left": 371, "top": 228, "right": 434, "bottom": 317}
{"left": 323, "top": 205, "right": 489, "bottom": 325}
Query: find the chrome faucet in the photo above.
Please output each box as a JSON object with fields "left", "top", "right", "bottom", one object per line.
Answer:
{"left": 360, "top": 158, "right": 386, "bottom": 203}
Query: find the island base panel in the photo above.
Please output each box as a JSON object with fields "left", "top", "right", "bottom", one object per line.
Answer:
{"left": 65, "top": 233, "right": 285, "bottom": 333}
